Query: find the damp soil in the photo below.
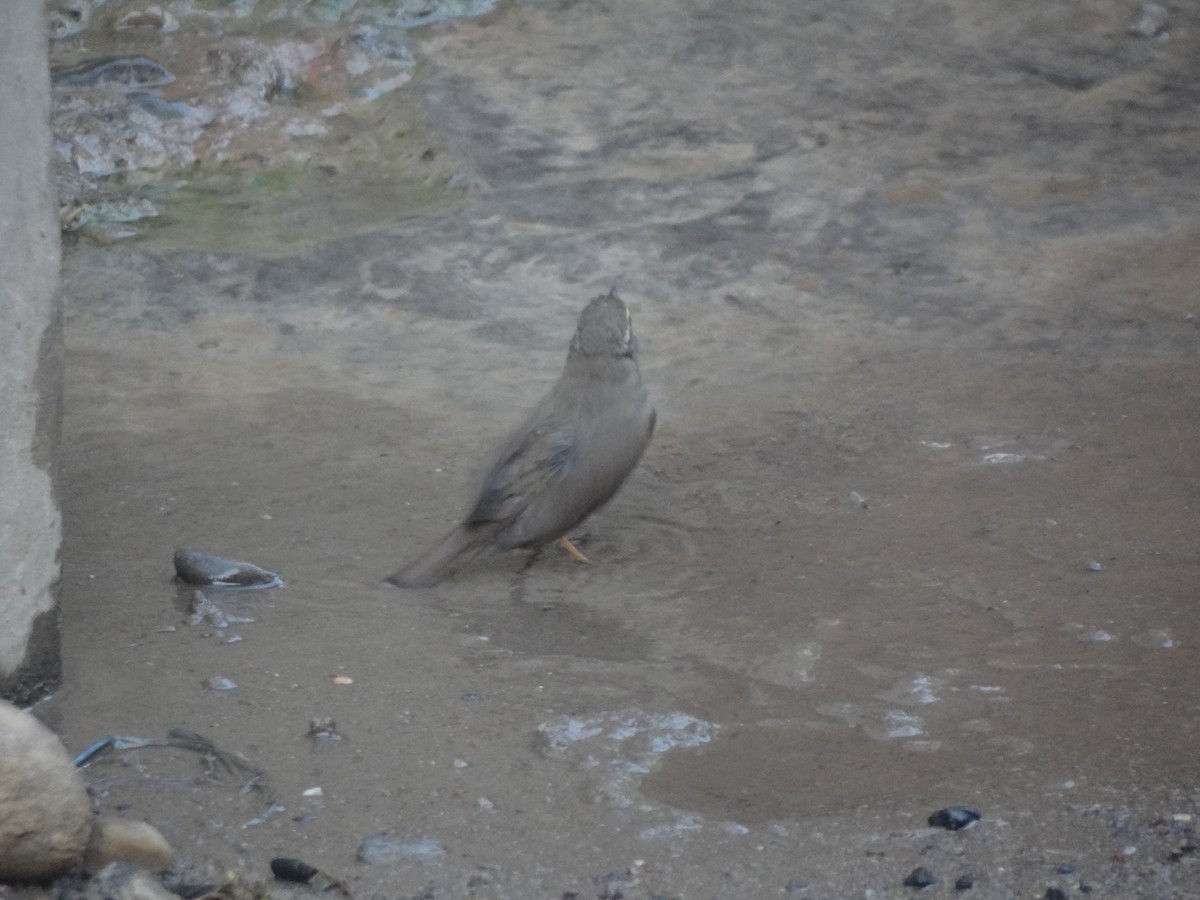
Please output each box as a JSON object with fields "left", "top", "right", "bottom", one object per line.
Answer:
{"left": 47, "top": 0, "right": 1200, "bottom": 897}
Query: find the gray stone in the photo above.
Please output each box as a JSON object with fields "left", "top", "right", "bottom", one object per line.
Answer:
{"left": 0, "top": 700, "right": 91, "bottom": 882}
{"left": 84, "top": 862, "right": 180, "bottom": 900}
{"left": 0, "top": 0, "right": 63, "bottom": 705}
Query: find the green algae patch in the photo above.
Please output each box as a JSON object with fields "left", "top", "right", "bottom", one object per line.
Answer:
{"left": 143, "top": 95, "right": 465, "bottom": 256}
{"left": 146, "top": 158, "right": 461, "bottom": 257}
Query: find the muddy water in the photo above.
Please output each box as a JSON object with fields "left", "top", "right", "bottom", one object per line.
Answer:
{"left": 53, "top": 0, "right": 1200, "bottom": 897}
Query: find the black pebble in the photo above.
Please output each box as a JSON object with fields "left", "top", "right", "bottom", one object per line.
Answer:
{"left": 955, "top": 874, "right": 974, "bottom": 890}
{"left": 270, "top": 857, "right": 318, "bottom": 883}
{"left": 928, "top": 806, "right": 982, "bottom": 830}
{"left": 1045, "top": 889, "right": 1067, "bottom": 900}
{"left": 903, "top": 867, "right": 937, "bottom": 889}
{"left": 1056, "top": 864, "right": 1075, "bottom": 875}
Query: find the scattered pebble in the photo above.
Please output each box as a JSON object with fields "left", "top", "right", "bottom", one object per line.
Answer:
{"left": 1045, "top": 889, "right": 1067, "bottom": 900}
{"left": 929, "top": 806, "right": 981, "bottom": 830}
{"left": 955, "top": 873, "right": 974, "bottom": 890}
{"left": 204, "top": 676, "right": 238, "bottom": 691}
{"left": 270, "top": 857, "right": 318, "bottom": 884}
{"left": 850, "top": 490, "right": 869, "bottom": 508}
{"left": 784, "top": 877, "right": 809, "bottom": 893}
{"left": 1085, "top": 561, "right": 1102, "bottom": 572}
{"left": 903, "top": 866, "right": 936, "bottom": 889}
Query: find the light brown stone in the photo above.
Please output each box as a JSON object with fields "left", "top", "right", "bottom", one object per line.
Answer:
{"left": 84, "top": 817, "right": 174, "bottom": 875}
{"left": 0, "top": 700, "right": 90, "bottom": 882}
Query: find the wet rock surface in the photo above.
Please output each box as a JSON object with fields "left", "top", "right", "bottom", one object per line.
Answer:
{"left": 47, "top": 0, "right": 1200, "bottom": 897}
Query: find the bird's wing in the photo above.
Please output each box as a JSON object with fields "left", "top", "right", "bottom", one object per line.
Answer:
{"left": 468, "top": 422, "right": 577, "bottom": 526}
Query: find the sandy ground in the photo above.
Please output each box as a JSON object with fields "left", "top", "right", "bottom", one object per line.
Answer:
{"left": 47, "top": 0, "right": 1200, "bottom": 897}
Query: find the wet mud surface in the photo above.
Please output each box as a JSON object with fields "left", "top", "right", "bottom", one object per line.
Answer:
{"left": 51, "top": 0, "right": 1200, "bottom": 897}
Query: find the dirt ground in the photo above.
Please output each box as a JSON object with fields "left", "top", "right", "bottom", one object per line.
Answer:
{"left": 47, "top": 0, "right": 1200, "bottom": 897}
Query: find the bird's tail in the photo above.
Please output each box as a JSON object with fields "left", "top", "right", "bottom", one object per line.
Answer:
{"left": 385, "top": 522, "right": 497, "bottom": 588}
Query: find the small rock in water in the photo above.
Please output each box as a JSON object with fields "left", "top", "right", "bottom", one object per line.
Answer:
{"left": 784, "top": 877, "right": 809, "bottom": 893}
{"left": 928, "top": 806, "right": 981, "bottom": 831}
{"left": 955, "top": 873, "right": 974, "bottom": 890}
{"left": 204, "top": 676, "right": 238, "bottom": 691}
{"left": 271, "top": 857, "right": 319, "bottom": 884}
{"left": 903, "top": 867, "right": 937, "bottom": 889}
{"left": 84, "top": 816, "right": 173, "bottom": 874}
{"left": 357, "top": 832, "right": 446, "bottom": 864}
{"left": 174, "top": 548, "right": 282, "bottom": 589}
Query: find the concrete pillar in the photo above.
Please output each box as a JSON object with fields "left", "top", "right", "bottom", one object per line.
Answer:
{"left": 0, "top": 4, "right": 64, "bottom": 704}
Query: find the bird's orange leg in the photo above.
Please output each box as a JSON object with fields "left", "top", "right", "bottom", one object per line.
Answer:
{"left": 557, "top": 536, "right": 590, "bottom": 563}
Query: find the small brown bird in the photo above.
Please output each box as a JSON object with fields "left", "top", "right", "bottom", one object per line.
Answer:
{"left": 386, "top": 291, "right": 656, "bottom": 588}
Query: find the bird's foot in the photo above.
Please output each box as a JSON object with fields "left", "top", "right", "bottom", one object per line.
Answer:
{"left": 557, "top": 535, "right": 590, "bottom": 563}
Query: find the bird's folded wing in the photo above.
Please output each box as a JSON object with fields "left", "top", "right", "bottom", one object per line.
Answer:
{"left": 469, "top": 423, "right": 576, "bottom": 525}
